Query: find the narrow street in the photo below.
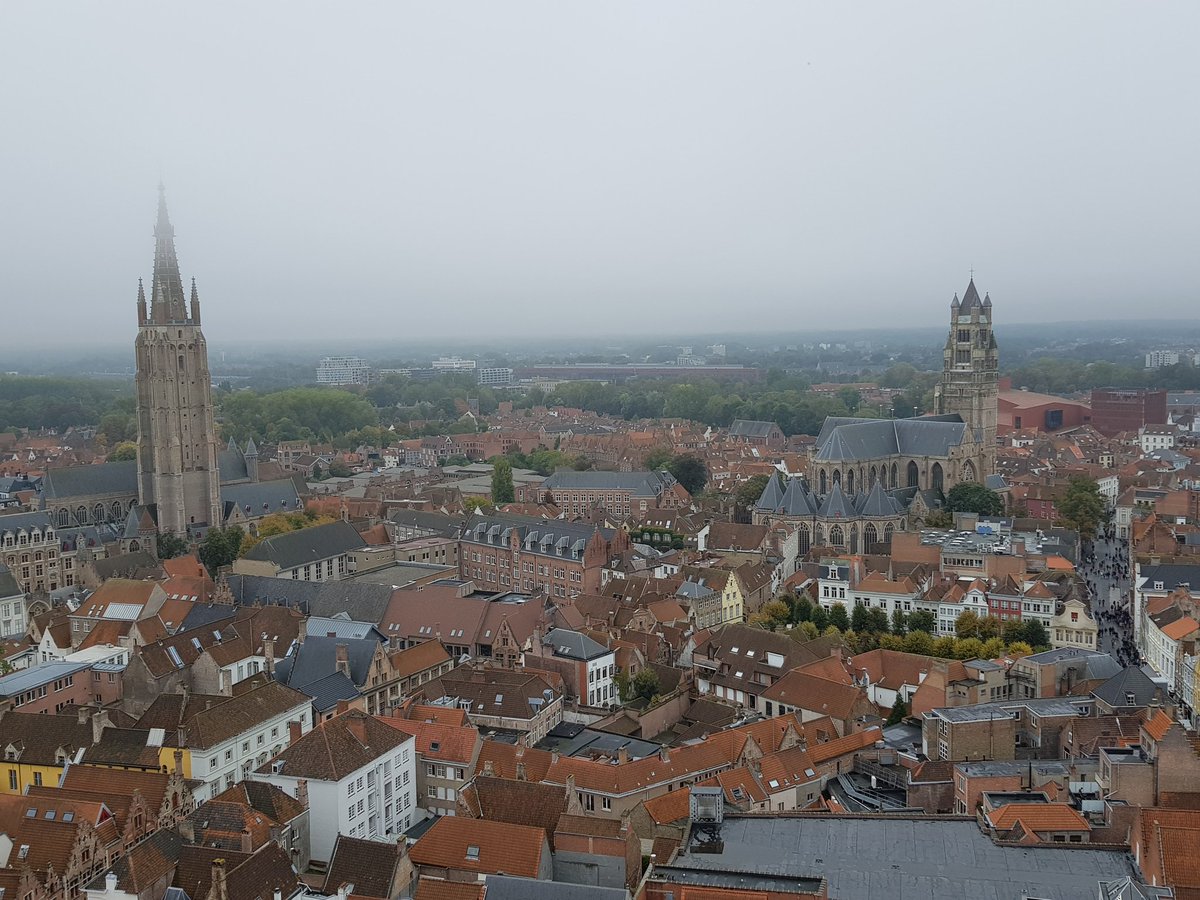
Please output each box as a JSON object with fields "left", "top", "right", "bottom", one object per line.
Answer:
{"left": 1079, "top": 531, "right": 1138, "bottom": 665}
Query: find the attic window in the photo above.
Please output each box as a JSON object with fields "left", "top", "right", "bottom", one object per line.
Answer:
{"left": 745, "top": 650, "right": 755, "bottom": 658}
{"left": 430, "top": 741, "right": 440, "bottom": 752}
{"left": 494, "top": 694, "right": 503, "bottom": 704}
{"left": 17, "top": 846, "right": 29, "bottom": 860}
{"left": 768, "top": 779, "right": 779, "bottom": 789}
{"left": 44, "top": 810, "right": 55, "bottom": 820}
{"left": 804, "top": 768, "right": 815, "bottom": 778}
{"left": 466, "top": 845, "right": 480, "bottom": 860}
{"left": 25, "top": 808, "right": 36, "bottom": 818}
{"left": 730, "top": 647, "right": 739, "bottom": 654}
{"left": 62, "top": 812, "right": 74, "bottom": 823}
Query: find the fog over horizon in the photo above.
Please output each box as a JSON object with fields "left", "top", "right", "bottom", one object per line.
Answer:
{"left": 3, "top": 2, "right": 1198, "bottom": 347}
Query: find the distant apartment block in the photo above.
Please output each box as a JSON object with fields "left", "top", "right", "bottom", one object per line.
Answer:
{"left": 316, "top": 355, "right": 371, "bottom": 385}
{"left": 477, "top": 367, "right": 514, "bottom": 386}
{"left": 432, "top": 356, "right": 477, "bottom": 371}
{"left": 1145, "top": 349, "right": 1181, "bottom": 369}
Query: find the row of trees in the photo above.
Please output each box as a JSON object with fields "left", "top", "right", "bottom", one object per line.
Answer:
{"left": 750, "top": 592, "right": 1049, "bottom": 657}
{"left": 196, "top": 510, "right": 335, "bottom": 575}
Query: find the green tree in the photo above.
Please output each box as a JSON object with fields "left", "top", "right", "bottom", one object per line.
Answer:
{"left": 866, "top": 608, "right": 891, "bottom": 634}
{"left": 828, "top": 604, "right": 850, "bottom": 632}
{"left": 907, "top": 610, "right": 937, "bottom": 634}
{"left": 1007, "top": 641, "right": 1034, "bottom": 658}
{"left": 811, "top": 606, "right": 830, "bottom": 631}
{"left": 156, "top": 532, "right": 190, "bottom": 560}
{"left": 749, "top": 600, "right": 791, "bottom": 632}
{"left": 850, "top": 604, "right": 870, "bottom": 633}
{"left": 926, "top": 509, "right": 954, "bottom": 528}
{"left": 945, "top": 482, "right": 1004, "bottom": 516}
{"left": 108, "top": 441, "right": 138, "bottom": 461}
{"left": 735, "top": 474, "right": 771, "bottom": 521}
{"left": 795, "top": 621, "right": 820, "bottom": 641}
{"left": 491, "top": 458, "right": 516, "bottom": 505}
{"left": 886, "top": 694, "right": 909, "bottom": 726}
{"left": 890, "top": 609, "right": 908, "bottom": 636}
{"left": 327, "top": 460, "right": 353, "bottom": 478}
{"left": 1022, "top": 620, "right": 1050, "bottom": 650}
{"left": 903, "top": 630, "right": 935, "bottom": 656}
{"left": 628, "top": 672, "right": 657, "bottom": 705}
{"left": 643, "top": 448, "right": 673, "bottom": 470}
{"left": 1058, "top": 475, "right": 1105, "bottom": 539}
{"left": 953, "top": 637, "right": 984, "bottom": 660}
{"left": 198, "top": 526, "right": 244, "bottom": 576}
{"left": 955, "top": 610, "right": 981, "bottom": 639}
{"left": 792, "top": 596, "right": 813, "bottom": 623}
{"left": 666, "top": 454, "right": 708, "bottom": 495}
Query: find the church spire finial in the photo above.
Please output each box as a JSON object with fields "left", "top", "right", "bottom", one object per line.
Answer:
{"left": 189, "top": 276, "right": 202, "bottom": 324}
{"left": 149, "top": 184, "right": 188, "bottom": 322}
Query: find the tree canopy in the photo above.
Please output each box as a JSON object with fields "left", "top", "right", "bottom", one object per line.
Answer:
{"left": 666, "top": 454, "right": 708, "bottom": 494}
{"left": 945, "top": 482, "right": 1005, "bottom": 517}
{"left": 1057, "top": 475, "right": 1105, "bottom": 540}
{"left": 492, "top": 458, "right": 515, "bottom": 504}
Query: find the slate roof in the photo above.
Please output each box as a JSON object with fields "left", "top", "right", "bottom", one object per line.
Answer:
{"left": 217, "top": 448, "right": 249, "bottom": 482}
{"left": 306, "top": 616, "right": 385, "bottom": 641}
{"left": 240, "top": 520, "right": 366, "bottom": 570}
{"left": 0, "top": 564, "right": 21, "bottom": 598}
{"left": 818, "top": 481, "right": 854, "bottom": 519}
{"left": 483, "top": 876, "right": 628, "bottom": 900}
{"left": 224, "top": 573, "right": 395, "bottom": 621}
{"left": 83, "top": 828, "right": 183, "bottom": 895}
{"left": 0, "top": 510, "right": 54, "bottom": 540}
{"left": 0, "top": 711, "right": 92, "bottom": 764}
{"left": 543, "top": 627, "right": 610, "bottom": 661}
{"left": 136, "top": 680, "right": 310, "bottom": 749}
{"left": 813, "top": 415, "right": 967, "bottom": 462}
{"left": 1093, "top": 666, "right": 1165, "bottom": 708}
{"left": 42, "top": 460, "right": 138, "bottom": 499}
{"left": 757, "top": 473, "right": 784, "bottom": 509}
{"left": 729, "top": 419, "right": 781, "bottom": 438}
{"left": 543, "top": 470, "right": 676, "bottom": 496}
{"left": 274, "top": 634, "right": 382, "bottom": 693}
{"left": 221, "top": 477, "right": 303, "bottom": 519}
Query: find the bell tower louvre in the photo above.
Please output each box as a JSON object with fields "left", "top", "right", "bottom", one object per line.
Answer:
{"left": 134, "top": 185, "right": 222, "bottom": 535}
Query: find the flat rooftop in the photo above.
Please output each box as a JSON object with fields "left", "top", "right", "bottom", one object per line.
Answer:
{"left": 671, "top": 815, "right": 1143, "bottom": 900}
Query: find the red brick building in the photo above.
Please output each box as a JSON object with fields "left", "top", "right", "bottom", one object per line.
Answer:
{"left": 459, "top": 515, "right": 631, "bottom": 598}
{"left": 1090, "top": 388, "right": 1168, "bottom": 436}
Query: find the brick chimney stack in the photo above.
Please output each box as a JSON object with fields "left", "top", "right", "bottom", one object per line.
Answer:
{"left": 211, "top": 859, "right": 229, "bottom": 900}
{"left": 335, "top": 644, "right": 350, "bottom": 677}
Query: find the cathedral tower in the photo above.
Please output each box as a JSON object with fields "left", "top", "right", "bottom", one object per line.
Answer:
{"left": 134, "top": 186, "right": 222, "bottom": 535}
{"left": 934, "top": 278, "right": 998, "bottom": 478}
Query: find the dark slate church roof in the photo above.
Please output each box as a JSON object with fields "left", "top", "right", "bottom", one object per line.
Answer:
{"left": 813, "top": 416, "right": 968, "bottom": 463}
{"left": 755, "top": 475, "right": 908, "bottom": 520}
{"left": 274, "top": 634, "right": 382, "bottom": 693}
{"left": 729, "top": 419, "right": 781, "bottom": 438}
{"left": 239, "top": 520, "right": 366, "bottom": 570}
{"left": 224, "top": 573, "right": 395, "bottom": 621}
{"left": 42, "top": 461, "right": 139, "bottom": 500}
{"left": 220, "top": 478, "right": 303, "bottom": 519}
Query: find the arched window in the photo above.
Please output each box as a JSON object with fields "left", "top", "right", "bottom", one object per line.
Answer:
{"left": 849, "top": 526, "right": 859, "bottom": 554}
{"left": 111, "top": 501, "right": 123, "bottom": 520}
{"left": 128, "top": 540, "right": 140, "bottom": 552}
{"left": 829, "top": 525, "right": 845, "bottom": 548}
{"left": 846, "top": 469, "right": 855, "bottom": 494}
{"left": 819, "top": 470, "right": 827, "bottom": 494}
{"left": 891, "top": 463, "right": 898, "bottom": 488}
{"left": 797, "top": 523, "right": 811, "bottom": 555}
{"left": 962, "top": 460, "right": 977, "bottom": 483}
{"left": 931, "top": 462, "right": 944, "bottom": 493}
{"left": 57, "top": 508, "right": 69, "bottom": 528}
{"left": 832, "top": 469, "right": 841, "bottom": 487}
{"left": 815, "top": 523, "right": 825, "bottom": 547}
{"left": 93, "top": 503, "right": 105, "bottom": 523}
{"left": 907, "top": 461, "right": 919, "bottom": 488}
{"left": 76, "top": 506, "right": 88, "bottom": 524}
{"left": 864, "top": 523, "right": 879, "bottom": 551}
{"left": 869, "top": 467, "right": 877, "bottom": 488}
{"left": 884, "top": 523, "right": 895, "bottom": 543}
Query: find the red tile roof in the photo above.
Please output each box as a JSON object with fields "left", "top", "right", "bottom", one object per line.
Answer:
{"left": 409, "top": 816, "right": 546, "bottom": 878}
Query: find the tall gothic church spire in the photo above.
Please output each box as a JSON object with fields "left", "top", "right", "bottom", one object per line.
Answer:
{"left": 934, "top": 277, "right": 999, "bottom": 479}
{"left": 150, "top": 183, "right": 190, "bottom": 323}
{"left": 134, "top": 185, "right": 222, "bottom": 535}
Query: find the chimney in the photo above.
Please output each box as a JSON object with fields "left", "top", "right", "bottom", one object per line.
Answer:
{"left": 297, "top": 616, "right": 307, "bottom": 642}
{"left": 78, "top": 705, "right": 90, "bottom": 725}
{"left": 264, "top": 639, "right": 276, "bottom": 676}
{"left": 337, "top": 884, "right": 350, "bottom": 900}
{"left": 174, "top": 747, "right": 184, "bottom": 773}
{"left": 211, "top": 859, "right": 229, "bottom": 900}
{"left": 240, "top": 828, "right": 253, "bottom": 853}
{"left": 617, "top": 747, "right": 630, "bottom": 765}
{"left": 91, "top": 709, "right": 112, "bottom": 744}
{"left": 346, "top": 713, "right": 368, "bottom": 745}
{"left": 658, "top": 746, "right": 670, "bottom": 763}
{"left": 289, "top": 720, "right": 303, "bottom": 744}
{"left": 482, "top": 759, "right": 495, "bottom": 777}
{"left": 296, "top": 779, "right": 309, "bottom": 809}
{"left": 336, "top": 699, "right": 352, "bottom": 716}
{"left": 335, "top": 644, "right": 350, "bottom": 677}
{"left": 179, "top": 817, "right": 195, "bottom": 843}
{"left": 105, "top": 872, "right": 118, "bottom": 894}
{"left": 273, "top": 889, "right": 282, "bottom": 900}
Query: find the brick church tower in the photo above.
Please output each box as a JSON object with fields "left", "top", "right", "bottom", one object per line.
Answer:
{"left": 934, "top": 278, "right": 999, "bottom": 479}
{"left": 134, "top": 186, "right": 222, "bottom": 535}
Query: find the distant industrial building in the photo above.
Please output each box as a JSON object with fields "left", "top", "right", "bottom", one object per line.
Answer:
{"left": 477, "top": 366, "right": 514, "bottom": 386}
{"left": 513, "top": 363, "right": 763, "bottom": 383}
{"left": 316, "top": 355, "right": 371, "bottom": 385}
{"left": 432, "top": 356, "right": 477, "bottom": 371}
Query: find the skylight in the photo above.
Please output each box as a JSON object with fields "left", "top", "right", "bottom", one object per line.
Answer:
{"left": 466, "top": 845, "right": 480, "bottom": 860}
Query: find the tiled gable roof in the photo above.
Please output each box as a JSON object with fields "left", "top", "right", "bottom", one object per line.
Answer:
{"left": 409, "top": 816, "right": 546, "bottom": 879}
{"left": 458, "top": 775, "right": 570, "bottom": 842}
{"left": 255, "top": 710, "right": 411, "bottom": 781}
{"left": 986, "top": 802, "right": 1090, "bottom": 833}
{"left": 760, "top": 669, "right": 872, "bottom": 720}
{"left": 322, "top": 835, "right": 403, "bottom": 898}
{"left": 377, "top": 717, "right": 479, "bottom": 764}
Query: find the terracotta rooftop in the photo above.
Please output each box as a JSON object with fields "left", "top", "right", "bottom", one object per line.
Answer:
{"left": 409, "top": 816, "right": 546, "bottom": 879}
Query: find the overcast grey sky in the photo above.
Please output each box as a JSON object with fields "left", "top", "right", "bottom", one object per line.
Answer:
{"left": 2, "top": 2, "right": 1198, "bottom": 345}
